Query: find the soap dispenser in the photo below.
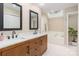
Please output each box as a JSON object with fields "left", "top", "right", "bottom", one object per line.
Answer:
{"left": 0, "top": 33, "right": 4, "bottom": 41}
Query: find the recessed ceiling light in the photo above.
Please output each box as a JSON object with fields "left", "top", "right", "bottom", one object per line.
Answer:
{"left": 38, "top": 3, "right": 45, "bottom": 6}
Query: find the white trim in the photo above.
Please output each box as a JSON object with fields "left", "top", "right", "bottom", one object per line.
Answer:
{"left": 66, "top": 14, "right": 69, "bottom": 46}
{"left": 66, "top": 11, "right": 78, "bottom": 15}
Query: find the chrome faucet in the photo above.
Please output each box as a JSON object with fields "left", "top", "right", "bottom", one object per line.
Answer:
{"left": 12, "top": 31, "right": 16, "bottom": 38}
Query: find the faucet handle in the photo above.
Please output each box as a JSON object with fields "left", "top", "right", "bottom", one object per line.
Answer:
{"left": 7, "top": 36, "right": 10, "bottom": 39}
{"left": 1, "top": 33, "right": 3, "bottom": 36}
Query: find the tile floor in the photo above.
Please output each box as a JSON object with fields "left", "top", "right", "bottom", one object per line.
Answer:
{"left": 43, "top": 43, "right": 77, "bottom": 56}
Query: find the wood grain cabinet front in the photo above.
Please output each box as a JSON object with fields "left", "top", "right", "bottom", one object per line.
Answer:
{"left": 2, "top": 42, "right": 30, "bottom": 56}
{"left": 0, "top": 52, "right": 1, "bottom": 56}
{"left": 41, "top": 35, "right": 47, "bottom": 55}
{"left": 29, "top": 38, "right": 41, "bottom": 48}
{"left": 29, "top": 38, "right": 42, "bottom": 56}
{"left": 0, "top": 35, "right": 47, "bottom": 56}
{"left": 30, "top": 46, "right": 41, "bottom": 56}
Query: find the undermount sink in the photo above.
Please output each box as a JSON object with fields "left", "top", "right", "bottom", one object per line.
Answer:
{"left": 4, "top": 32, "right": 41, "bottom": 41}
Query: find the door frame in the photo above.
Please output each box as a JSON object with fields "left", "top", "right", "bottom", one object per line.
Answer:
{"left": 66, "top": 11, "right": 78, "bottom": 46}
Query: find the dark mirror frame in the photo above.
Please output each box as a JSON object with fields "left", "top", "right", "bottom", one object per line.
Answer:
{"left": 29, "top": 10, "right": 38, "bottom": 30}
{"left": 0, "top": 3, "right": 22, "bottom": 31}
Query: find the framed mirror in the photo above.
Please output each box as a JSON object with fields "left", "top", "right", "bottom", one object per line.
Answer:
{"left": 0, "top": 3, "right": 22, "bottom": 31}
{"left": 29, "top": 10, "right": 38, "bottom": 30}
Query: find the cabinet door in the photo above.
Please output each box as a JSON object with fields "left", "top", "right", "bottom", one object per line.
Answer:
{"left": 0, "top": 52, "right": 1, "bottom": 56}
{"left": 15, "top": 45, "right": 30, "bottom": 56}
{"left": 41, "top": 35, "right": 47, "bottom": 54}
{"left": 2, "top": 45, "right": 30, "bottom": 56}
{"left": 2, "top": 48, "right": 17, "bottom": 56}
{"left": 30, "top": 38, "right": 41, "bottom": 48}
{"left": 29, "top": 38, "right": 41, "bottom": 56}
{"left": 30, "top": 46, "right": 41, "bottom": 56}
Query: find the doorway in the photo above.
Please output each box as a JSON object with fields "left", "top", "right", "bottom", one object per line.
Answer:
{"left": 67, "top": 12, "right": 78, "bottom": 46}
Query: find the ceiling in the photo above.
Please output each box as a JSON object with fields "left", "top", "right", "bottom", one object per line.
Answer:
{"left": 33, "top": 3, "right": 77, "bottom": 13}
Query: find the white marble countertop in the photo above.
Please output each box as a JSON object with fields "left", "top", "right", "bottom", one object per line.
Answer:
{"left": 0, "top": 33, "right": 47, "bottom": 49}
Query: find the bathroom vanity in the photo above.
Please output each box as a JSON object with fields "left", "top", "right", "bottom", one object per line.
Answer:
{"left": 0, "top": 33, "right": 47, "bottom": 56}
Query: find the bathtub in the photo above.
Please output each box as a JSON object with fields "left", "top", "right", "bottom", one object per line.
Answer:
{"left": 48, "top": 31, "right": 65, "bottom": 46}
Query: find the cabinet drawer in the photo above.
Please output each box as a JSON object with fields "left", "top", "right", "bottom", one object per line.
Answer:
{"left": 30, "top": 46, "right": 41, "bottom": 56}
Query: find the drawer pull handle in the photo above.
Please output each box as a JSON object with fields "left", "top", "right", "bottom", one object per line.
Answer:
{"left": 26, "top": 46, "right": 29, "bottom": 54}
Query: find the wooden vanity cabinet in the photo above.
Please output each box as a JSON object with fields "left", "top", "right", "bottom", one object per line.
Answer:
{"left": 0, "top": 35, "right": 47, "bottom": 56}
{"left": 2, "top": 47, "right": 19, "bottom": 56}
{"left": 2, "top": 45, "right": 29, "bottom": 56}
{"left": 41, "top": 35, "right": 47, "bottom": 55}
{"left": 0, "top": 53, "right": 1, "bottom": 56}
{"left": 0, "top": 50, "right": 1, "bottom": 56}
{"left": 2, "top": 41, "right": 30, "bottom": 56}
{"left": 29, "top": 38, "right": 42, "bottom": 56}
{"left": 29, "top": 35, "right": 47, "bottom": 56}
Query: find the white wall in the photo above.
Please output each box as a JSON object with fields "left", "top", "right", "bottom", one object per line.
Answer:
{"left": 48, "top": 10, "right": 65, "bottom": 46}
{"left": 0, "top": 3, "right": 42, "bottom": 36}
{"left": 41, "top": 14, "right": 48, "bottom": 33}
{"left": 48, "top": 17, "right": 65, "bottom": 32}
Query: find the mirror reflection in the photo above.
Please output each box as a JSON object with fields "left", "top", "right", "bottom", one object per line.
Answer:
{"left": 30, "top": 10, "right": 38, "bottom": 30}
{"left": 68, "top": 13, "right": 78, "bottom": 46}
{"left": 4, "top": 3, "right": 21, "bottom": 29}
